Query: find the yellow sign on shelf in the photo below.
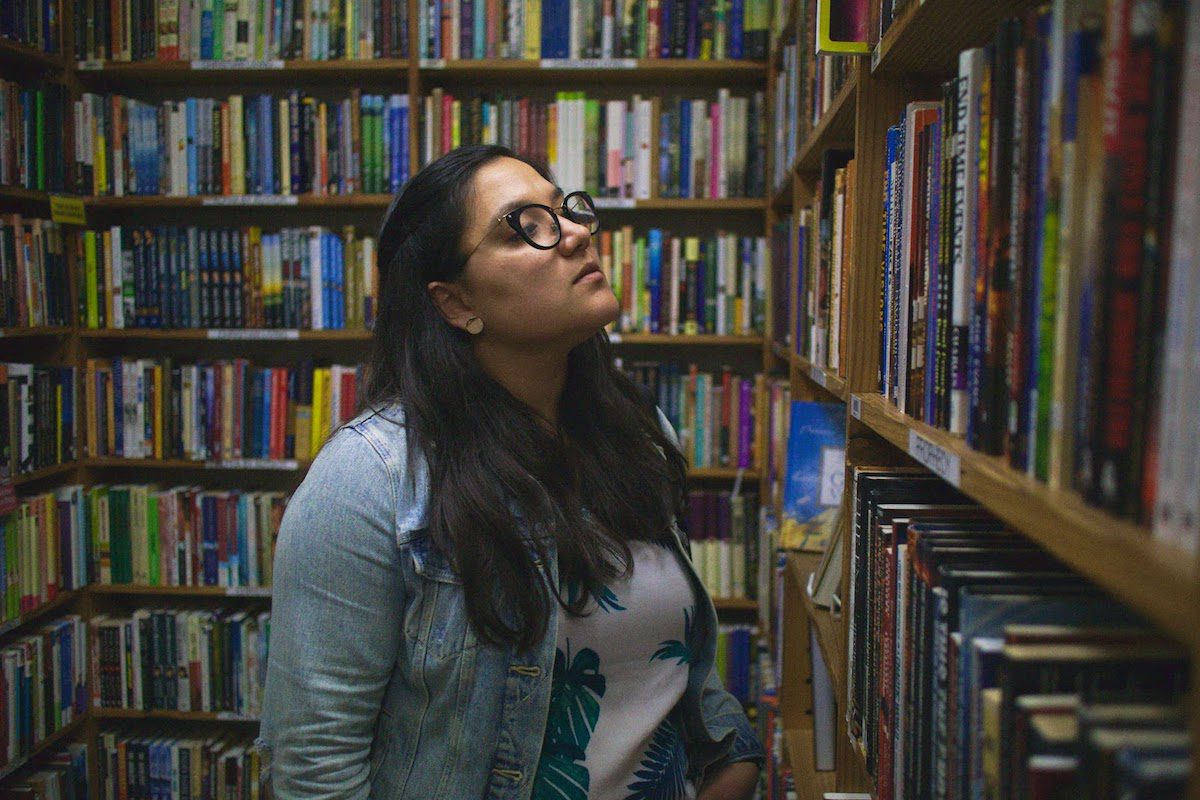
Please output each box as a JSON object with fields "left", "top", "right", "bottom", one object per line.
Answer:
{"left": 49, "top": 195, "right": 87, "bottom": 226}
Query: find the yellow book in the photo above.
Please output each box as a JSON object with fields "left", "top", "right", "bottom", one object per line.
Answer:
{"left": 278, "top": 98, "right": 291, "bottom": 195}
{"left": 310, "top": 368, "right": 326, "bottom": 459}
{"left": 524, "top": 0, "right": 541, "bottom": 59}
{"left": 683, "top": 237, "right": 700, "bottom": 335}
{"left": 229, "top": 95, "right": 246, "bottom": 195}
{"left": 547, "top": 102, "right": 558, "bottom": 173}
{"left": 95, "top": 105, "right": 108, "bottom": 197}
{"left": 222, "top": 362, "right": 235, "bottom": 460}
{"left": 345, "top": 0, "right": 355, "bottom": 59}
{"left": 451, "top": 100, "right": 462, "bottom": 150}
{"left": 982, "top": 687, "right": 1002, "bottom": 800}
{"left": 84, "top": 231, "right": 98, "bottom": 328}
{"left": 42, "top": 495, "right": 57, "bottom": 600}
{"left": 152, "top": 364, "right": 163, "bottom": 459}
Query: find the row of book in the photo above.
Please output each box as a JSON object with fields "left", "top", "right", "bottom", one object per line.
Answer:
{"left": 0, "top": 743, "right": 89, "bottom": 800}
{"left": 416, "top": 0, "right": 771, "bottom": 60}
{"left": 87, "top": 484, "right": 284, "bottom": 590}
{"left": 0, "top": 616, "right": 88, "bottom": 769}
{"left": 76, "top": 0, "right": 410, "bottom": 63}
{"left": 1, "top": 216, "right": 70, "bottom": 330}
{"left": 76, "top": 90, "right": 411, "bottom": 197}
{"left": 712, "top": 623, "right": 756, "bottom": 706}
{"left": 420, "top": 89, "right": 766, "bottom": 200}
{"left": 1, "top": 1, "right": 60, "bottom": 55}
{"left": 1, "top": 364, "right": 76, "bottom": 480}
{"left": 602, "top": 228, "right": 766, "bottom": 336}
{"left": 2, "top": 487, "right": 91, "bottom": 621}
{"left": 0, "top": 80, "right": 69, "bottom": 193}
{"left": 685, "top": 489, "right": 759, "bottom": 601}
{"left": 622, "top": 361, "right": 762, "bottom": 470}
{"left": 91, "top": 608, "right": 270, "bottom": 717}
{"left": 97, "top": 729, "right": 260, "bottom": 800}
{"left": 844, "top": 465, "right": 1191, "bottom": 800}
{"left": 83, "top": 358, "right": 362, "bottom": 464}
{"left": 78, "top": 225, "right": 379, "bottom": 331}
{"left": 876, "top": 2, "right": 1190, "bottom": 526}
{"left": 792, "top": 150, "right": 855, "bottom": 374}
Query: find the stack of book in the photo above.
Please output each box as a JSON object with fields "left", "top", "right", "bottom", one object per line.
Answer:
{"left": 685, "top": 488, "right": 759, "bottom": 600}
{"left": 0, "top": 80, "right": 69, "bottom": 193}
{"left": 1, "top": 216, "right": 70, "bottom": 329}
{"left": 86, "top": 484, "right": 284, "bottom": 590}
{"left": 623, "top": 361, "right": 761, "bottom": 470}
{"left": 91, "top": 608, "right": 270, "bottom": 717}
{"left": 0, "top": 616, "right": 88, "bottom": 769}
{"left": 602, "top": 228, "right": 766, "bottom": 336}
{"left": 82, "top": 357, "right": 362, "bottom": 463}
{"left": 76, "top": 91, "right": 411, "bottom": 197}
{"left": 714, "top": 623, "right": 757, "bottom": 705}
{"left": 420, "top": 89, "right": 767, "bottom": 200}
{"left": 75, "top": 0, "right": 409, "bottom": 62}
{"left": 1, "top": 487, "right": 91, "bottom": 618}
{"left": 417, "top": 0, "right": 771, "bottom": 60}
{"left": 1, "top": 363, "right": 76, "bottom": 479}
{"left": 844, "top": 465, "right": 1190, "bottom": 800}
{"left": 97, "top": 730, "right": 261, "bottom": 800}
{"left": 77, "top": 224, "right": 379, "bottom": 331}
{"left": 795, "top": 149, "right": 855, "bottom": 373}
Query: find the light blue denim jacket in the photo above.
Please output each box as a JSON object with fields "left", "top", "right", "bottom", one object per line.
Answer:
{"left": 258, "top": 405, "right": 763, "bottom": 799}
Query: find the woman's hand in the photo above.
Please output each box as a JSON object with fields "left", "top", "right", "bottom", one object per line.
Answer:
{"left": 696, "top": 760, "right": 760, "bottom": 800}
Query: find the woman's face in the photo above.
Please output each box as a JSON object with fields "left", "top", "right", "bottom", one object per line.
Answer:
{"left": 451, "top": 157, "right": 619, "bottom": 350}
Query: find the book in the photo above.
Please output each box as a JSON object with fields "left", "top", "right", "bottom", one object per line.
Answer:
{"left": 780, "top": 400, "right": 844, "bottom": 551}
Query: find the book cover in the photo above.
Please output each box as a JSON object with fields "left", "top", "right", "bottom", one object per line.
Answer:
{"left": 780, "top": 400, "right": 844, "bottom": 551}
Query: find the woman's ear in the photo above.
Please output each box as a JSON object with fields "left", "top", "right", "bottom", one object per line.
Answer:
{"left": 427, "top": 281, "right": 478, "bottom": 333}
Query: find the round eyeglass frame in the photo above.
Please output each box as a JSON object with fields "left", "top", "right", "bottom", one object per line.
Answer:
{"left": 460, "top": 190, "right": 600, "bottom": 265}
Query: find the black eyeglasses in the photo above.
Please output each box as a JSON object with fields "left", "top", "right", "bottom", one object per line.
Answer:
{"left": 461, "top": 190, "right": 600, "bottom": 264}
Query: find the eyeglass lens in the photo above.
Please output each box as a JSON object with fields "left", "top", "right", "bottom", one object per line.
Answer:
{"left": 515, "top": 193, "right": 600, "bottom": 248}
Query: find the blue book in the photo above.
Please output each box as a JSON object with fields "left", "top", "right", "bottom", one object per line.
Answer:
{"left": 647, "top": 229, "right": 663, "bottom": 332}
{"left": 659, "top": 0, "right": 672, "bottom": 57}
{"left": 246, "top": 100, "right": 260, "bottom": 194}
{"left": 474, "top": 0, "right": 486, "bottom": 58}
{"left": 200, "top": 4, "right": 214, "bottom": 58}
{"left": 186, "top": 99, "right": 198, "bottom": 196}
{"left": 237, "top": 495, "right": 249, "bottom": 585}
{"left": 389, "top": 96, "right": 402, "bottom": 193}
{"left": 261, "top": 368, "right": 272, "bottom": 459}
{"left": 679, "top": 100, "right": 692, "bottom": 198}
{"left": 658, "top": 111, "right": 673, "bottom": 197}
{"left": 260, "top": 94, "right": 275, "bottom": 194}
{"left": 334, "top": 235, "right": 345, "bottom": 329}
{"left": 540, "top": 0, "right": 570, "bottom": 58}
{"left": 112, "top": 359, "right": 124, "bottom": 456}
{"left": 881, "top": 124, "right": 900, "bottom": 394}
{"left": 201, "top": 495, "right": 218, "bottom": 584}
{"left": 781, "top": 400, "right": 845, "bottom": 550}
{"left": 398, "top": 97, "right": 410, "bottom": 185}
{"left": 729, "top": 0, "right": 745, "bottom": 59}
{"left": 323, "top": 233, "right": 335, "bottom": 329}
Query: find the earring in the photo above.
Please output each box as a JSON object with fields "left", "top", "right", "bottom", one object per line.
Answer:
{"left": 465, "top": 317, "right": 484, "bottom": 335}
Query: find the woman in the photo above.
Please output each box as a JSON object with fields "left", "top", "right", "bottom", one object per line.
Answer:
{"left": 258, "top": 144, "right": 763, "bottom": 800}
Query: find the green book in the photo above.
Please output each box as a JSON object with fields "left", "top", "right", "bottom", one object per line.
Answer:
{"left": 35, "top": 90, "right": 45, "bottom": 191}
{"left": 108, "top": 486, "right": 130, "bottom": 584}
{"left": 147, "top": 493, "right": 159, "bottom": 586}
{"left": 584, "top": 99, "right": 600, "bottom": 195}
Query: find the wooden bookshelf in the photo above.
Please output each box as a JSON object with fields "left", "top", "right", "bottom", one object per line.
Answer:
{"left": 771, "top": 170, "right": 794, "bottom": 212}
{"left": 793, "top": 354, "right": 848, "bottom": 401}
{"left": 82, "top": 457, "right": 307, "bottom": 472}
{"left": 11, "top": 461, "right": 78, "bottom": 487}
{"left": 795, "top": 66, "right": 859, "bottom": 175}
{"left": 79, "top": 328, "right": 374, "bottom": 342}
{"left": 0, "top": 713, "right": 90, "bottom": 783}
{"left": 607, "top": 333, "right": 764, "bottom": 346}
{"left": 420, "top": 58, "right": 768, "bottom": 83}
{"left": 0, "top": 589, "right": 82, "bottom": 640}
{"left": 89, "top": 584, "right": 272, "bottom": 598}
{"left": 75, "top": 58, "right": 411, "bottom": 84}
{"left": 0, "top": 39, "right": 66, "bottom": 72}
{"left": 712, "top": 597, "right": 760, "bottom": 613}
{"left": 0, "top": 325, "right": 74, "bottom": 339}
{"left": 870, "top": 0, "right": 1041, "bottom": 77}
{"left": 851, "top": 392, "right": 1200, "bottom": 649}
{"left": 83, "top": 195, "right": 765, "bottom": 212}
{"left": 0, "top": 186, "right": 55, "bottom": 207}
{"left": 795, "top": 559, "right": 844, "bottom": 700}
{"left": 782, "top": 728, "right": 839, "bottom": 800}
{"left": 92, "top": 709, "right": 261, "bottom": 723}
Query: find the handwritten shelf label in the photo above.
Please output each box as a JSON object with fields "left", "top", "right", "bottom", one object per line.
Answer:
{"left": 192, "top": 59, "right": 284, "bottom": 70}
{"left": 539, "top": 58, "right": 637, "bottom": 69}
{"left": 907, "top": 430, "right": 961, "bottom": 487}
{"left": 207, "top": 328, "right": 300, "bottom": 340}
{"left": 201, "top": 195, "right": 299, "bottom": 206}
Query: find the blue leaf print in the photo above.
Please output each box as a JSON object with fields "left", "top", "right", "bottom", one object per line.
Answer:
{"left": 532, "top": 641, "right": 608, "bottom": 800}
{"left": 650, "top": 607, "right": 695, "bottom": 666}
{"left": 564, "top": 578, "right": 626, "bottom": 613}
{"left": 623, "top": 719, "right": 689, "bottom": 800}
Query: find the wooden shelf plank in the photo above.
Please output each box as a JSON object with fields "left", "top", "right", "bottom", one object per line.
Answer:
{"left": 783, "top": 729, "right": 839, "bottom": 800}
{"left": 712, "top": 597, "right": 759, "bottom": 613}
{"left": 79, "top": 328, "right": 373, "bottom": 342}
{"left": 93, "top": 709, "right": 260, "bottom": 723}
{"left": 870, "top": 0, "right": 1041, "bottom": 78}
{"left": 793, "top": 354, "right": 848, "bottom": 400}
{"left": 795, "top": 65, "right": 860, "bottom": 174}
{"left": 76, "top": 58, "right": 410, "bottom": 84}
{"left": 83, "top": 195, "right": 765, "bottom": 211}
{"left": 422, "top": 58, "right": 767, "bottom": 83}
{"left": 82, "top": 457, "right": 308, "bottom": 472}
{"left": 608, "top": 333, "right": 764, "bottom": 346}
{"left": 11, "top": 461, "right": 77, "bottom": 487}
{"left": 0, "top": 186, "right": 56, "bottom": 207}
{"left": 852, "top": 392, "right": 1200, "bottom": 648}
{"left": 0, "top": 39, "right": 67, "bottom": 72}
{"left": 0, "top": 325, "right": 73, "bottom": 339}
{"left": 0, "top": 713, "right": 90, "bottom": 782}
{"left": 771, "top": 170, "right": 794, "bottom": 211}
{"left": 796, "top": 561, "right": 846, "bottom": 702}
{"left": 89, "top": 584, "right": 272, "bottom": 598}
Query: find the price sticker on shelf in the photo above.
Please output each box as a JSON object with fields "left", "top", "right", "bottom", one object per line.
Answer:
{"left": 608, "top": 332, "right": 623, "bottom": 344}
{"left": 850, "top": 395, "right": 862, "bottom": 420}
{"left": 217, "top": 712, "right": 258, "bottom": 721}
{"left": 77, "top": 60, "right": 104, "bottom": 70}
{"left": 592, "top": 197, "right": 636, "bottom": 209}
{"left": 420, "top": 58, "right": 447, "bottom": 69}
{"left": 226, "top": 586, "right": 272, "bottom": 597}
{"left": 50, "top": 196, "right": 87, "bottom": 226}
{"left": 201, "top": 195, "right": 299, "bottom": 206}
{"left": 207, "top": 328, "right": 300, "bottom": 340}
{"left": 207, "top": 458, "right": 300, "bottom": 470}
{"left": 192, "top": 59, "right": 284, "bottom": 70}
{"left": 809, "top": 364, "right": 827, "bottom": 388}
{"left": 907, "top": 430, "right": 961, "bottom": 487}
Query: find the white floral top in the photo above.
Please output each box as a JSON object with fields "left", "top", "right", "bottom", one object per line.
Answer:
{"left": 532, "top": 539, "right": 699, "bottom": 800}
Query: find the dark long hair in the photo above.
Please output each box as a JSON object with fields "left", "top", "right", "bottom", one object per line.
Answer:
{"left": 365, "top": 145, "right": 688, "bottom": 652}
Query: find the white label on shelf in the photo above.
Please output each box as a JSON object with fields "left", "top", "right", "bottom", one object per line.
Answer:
{"left": 226, "top": 586, "right": 272, "bottom": 596}
{"left": 192, "top": 59, "right": 284, "bottom": 70}
{"left": 207, "top": 328, "right": 301, "bottom": 340}
{"left": 809, "top": 364, "right": 827, "bottom": 388}
{"left": 420, "top": 58, "right": 447, "bottom": 68}
{"left": 77, "top": 60, "right": 104, "bottom": 70}
{"left": 592, "top": 197, "right": 636, "bottom": 209}
{"left": 850, "top": 395, "right": 862, "bottom": 420}
{"left": 201, "top": 194, "right": 299, "bottom": 206}
{"left": 539, "top": 58, "right": 637, "bottom": 69}
{"left": 206, "top": 459, "right": 300, "bottom": 470}
{"left": 217, "top": 712, "right": 259, "bottom": 721}
{"left": 608, "top": 332, "right": 623, "bottom": 344}
{"left": 907, "top": 430, "right": 961, "bottom": 488}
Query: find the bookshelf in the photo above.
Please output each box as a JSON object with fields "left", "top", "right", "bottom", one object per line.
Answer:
{"left": 1, "top": 0, "right": 780, "bottom": 791}
{"left": 769, "top": 0, "right": 1200, "bottom": 797}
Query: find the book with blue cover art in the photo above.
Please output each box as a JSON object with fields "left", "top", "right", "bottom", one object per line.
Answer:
{"left": 781, "top": 400, "right": 846, "bottom": 551}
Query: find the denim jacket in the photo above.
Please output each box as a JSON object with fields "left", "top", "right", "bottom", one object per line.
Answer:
{"left": 258, "top": 405, "right": 763, "bottom": 799}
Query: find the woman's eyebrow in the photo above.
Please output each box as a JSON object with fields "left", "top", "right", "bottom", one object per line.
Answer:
{"left": 495, "top": 187, "right": 565, "bottom": 218}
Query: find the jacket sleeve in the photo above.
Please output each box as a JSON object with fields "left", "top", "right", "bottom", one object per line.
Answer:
{"left": 258, "top": 427, "right": 406, "bottom": 799}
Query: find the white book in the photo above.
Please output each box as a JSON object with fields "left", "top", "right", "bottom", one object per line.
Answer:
{"left": 668, "top": 236, "right": 681, "bottom": 334}
{"left": 811, "top": 627, "right": 836, "bottom": 771}
{"left": 109, "top": 226, "right": 125, "bottom": 328}
{"left": 308, "top": 227, "right": 324, "bottom": 329}
{"left": 634, "top": 97, "right": 652, "bottom": 199}
{"left": 829, "top": 172, "right": 845, "bottom": 371}
{"left": 951, "top": 49, "right": 984, "bottom": 435}
{"left": 717, "top": 88, "right": 730, "bottom": 198}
